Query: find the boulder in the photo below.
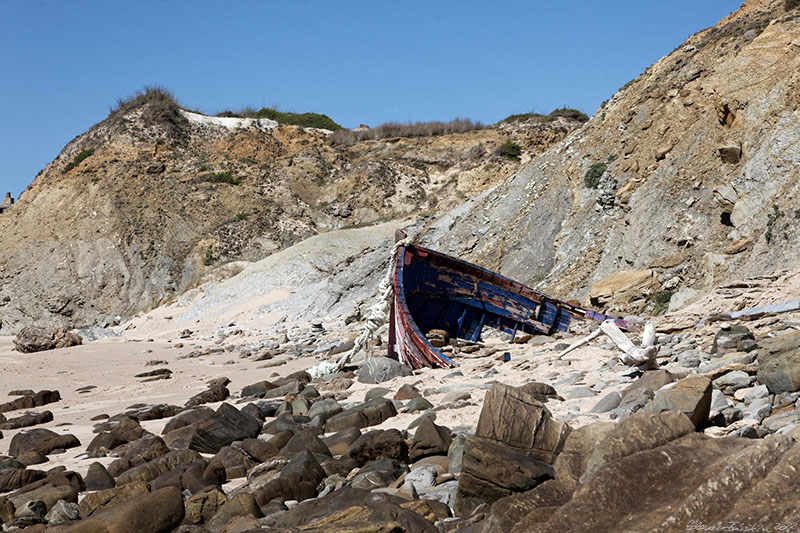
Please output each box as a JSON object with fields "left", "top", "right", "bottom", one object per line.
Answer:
{"left": 483, "top": 479, "right": 573, "bottom": 533}
{"left": 13, "top": 326, "right": 81, "bottom": 353}
{"left": 454, "top": 436, "right": 554, "bottom": 516}
{"left": 45, "top": 499, "right": 80, "bottom": 525}
{"left": 184, "top": 383, "right": 230, "bottom": 407}
{"left": 404, "top": 464, "right": 438, "bottom": 493}
{"left": 210, "top": 446, "right": 256, "bottom": 479}
{"left": 278, "top": 429, "right": 332, "bottom": 458}
{"left": 356, "top": 357, "right": 412, "bottom": 384}
{"left": 345, "top": 429, "right": 409, "bottom": 466}
{"left": 163, "top": 403, "right": 260, "bottom": 454}
{"left": 149, "top": 460, "right": 223, "bottom": 495}
{"left": 106, "top": 435, "right": 170, "bottom": 477}
{"left": 406, "top": 396, "right": 434, "bottom": 413}
{"left": 0, "top": 467, "right": 47, "bottom": 492}
{"left": 322, "top": 427, "right": 362, "bottom": 456}
{"left": 582, "top": 410, "right": 696, "bottom": 482}
{"left": 240, "top": 380, "right": 276, "bottom": 398}
{"left": 91, "top": 486, "right": 185, "bottom": 533}
{"left": 553, "top": 421, "right": 615, "bottom": 489}
{"left": 84, "top": 462, "right": 116, "bottom": 491}
{"left": 448, "top": 434, "right": 466, "bottom": 474}
{"left": 14, "top": 499, "right": 46, "bottom": 519}
{"left": 394, "top": 384, "right": 422, "bottom": 401}
{"left": 325, "top": 398, "right": 397, "bottom": 433}
{"left": 79, "top": 481, "right": 150, "bottom": 518}
{"left": 517, "top": 382, "right": 563, "bottom": 402}
{"left": 589, "top": 392, "right": 621, "bottom": 413}
{"left": 269, "top": 486, "right": 414, "bottom": 530}
{"left": 364, "top": 387, "right": 391, "bottom": 401}
{"left": 588, "top": 270, "right": 660, "bottom": 309}
{"left": 520, "top": 433, "right": 799, "bottom": 532}
{"left": 17, "top": 450, "right": 48, "bottom": 466}
{"left": 409, "top": 417, "right": 452, "bottom": 462}
{"left": 351, "top": 459, "right": 406, "bottom": 491}
{"left": 713, "top": 370, "right": 752, "bottom": 392}
{"left": 115, "top": 449, "right": 203, "bottom": 486}
{"left": 8, "top": 428, "right": 80, "bottom": 457}
{"left": 0, "top": 390, "right": 61, "bottom": 413}
{"left": 205, "top": 492, "right": 263, "bottom": 532}
{"left": 0, "top": 496, "right": 15, "bottom": 523}
{"left": 475, "top": 382, "right": 570, "bottom": 463}
{"left": 757, "top": 331, "right": 800, "bottom": 394}
{"left": 183, "top": 487, "right": 227, "bottom": 525}
{"left": 612, "top": 369, "right": 675, "bottom": 418}
{"left": 0, "top": 410, "right": 53, "bottom": 430}
{"left": 712, "top": 324, "right": 754, "bottom": 355}
{"left": 261, "top": 379, "right": 304, "bottom": 400}
{"left": 9, "top": 480, "right": 78, "bottom": 515}
{"left": 307, "top": 398, "right": 343, "bottom": 422}
{"left": 641, "top": 374, "right": 712, "bottom": 429}
{"left": 239, "top": 437, "right": 278, "bottom": 463}
{"left": 262, "top": 412, "right": 311, "bottom": 435}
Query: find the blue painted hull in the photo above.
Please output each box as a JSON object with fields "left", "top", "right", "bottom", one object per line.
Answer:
{"left": 388, "top": 243, "right": 626, "bottom": 369}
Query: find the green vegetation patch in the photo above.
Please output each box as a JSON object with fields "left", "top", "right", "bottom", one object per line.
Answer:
{"left": 330, "top": 118, "right": 484, "bottom": 147}
{"left": 109, "top": 85, "right": 187, "bottom": 132}
{"left": 495, "top": 141, "right": 522, "bottom": 160}
{"left": 500, "top": 107, "right": 589, "bottom": 125}
{"left": 547, "top": 107, "right": 589, "bottom": 123}
{"left": 500, "top": 112, "right": 547, "bottom": 124}
{"left": 206, "top": 171, "right": 241, "bottom": 185}
{"left": 216, "top": 107, "right": 342, "bottom": 130}
{"left": 765, "top": 204, "right": 784, "bottom": 243}
{"left": 649, "top": 290, "right": 675, "bottom": 315}
{"left": 584, "top": 162, "right": 607, "bottom": 188}
{"left": 64, "top": 148, "right": 95, "bottom": 173}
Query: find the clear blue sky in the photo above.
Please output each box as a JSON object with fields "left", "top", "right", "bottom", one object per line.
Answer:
{"left": 0, "top": 0, "right": 740, "bottom": 198}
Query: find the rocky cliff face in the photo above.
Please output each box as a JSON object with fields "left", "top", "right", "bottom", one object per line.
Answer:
{"left": 0, "top": 96, "right": 575, "bottom": 332}
{"left": 414, "top": 0, "right": 800, "bottom": 315}
{"left": 3, "top": 0, "right": 798, "bottom": 332}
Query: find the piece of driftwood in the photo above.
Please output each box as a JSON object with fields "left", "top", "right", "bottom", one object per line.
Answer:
{"left": 557, "top": 328, "right": 603, "bottom": 359}
{"left": 558, "top": 319, "right": 658, "bottom": 369}
{"left": 599, "top": 320, "right": 658, "bottom": 368}
{"left": 642, "top": 322, "right": 656, "bottom": 348}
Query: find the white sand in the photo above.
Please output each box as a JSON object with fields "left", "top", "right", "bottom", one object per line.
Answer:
{"left": 181, "top": 111, "right": 278, "bottom": 131}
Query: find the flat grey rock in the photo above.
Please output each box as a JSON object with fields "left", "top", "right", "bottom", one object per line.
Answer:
{"left": 590, "top": 392, "right": 622, "bottom": 413}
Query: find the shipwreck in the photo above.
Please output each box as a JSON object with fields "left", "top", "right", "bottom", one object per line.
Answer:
{"left": 388, "top": 234, "right": 627, "bottom": 369}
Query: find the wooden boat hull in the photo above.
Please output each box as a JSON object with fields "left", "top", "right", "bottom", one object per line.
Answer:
{"left": 388, "top": 243, "right": 627, "bottom": 369}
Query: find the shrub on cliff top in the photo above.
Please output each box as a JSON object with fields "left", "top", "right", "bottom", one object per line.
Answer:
{"left": 500, "top": 107, "right": 589, "bottom": 125}
{"left": 330, "top": 118, "right": 484, "bottom": 147}
{"left": 216, "top": 107, "right": 342, "bottom": 130}
{"left": 547, "top": 107, "right": 589, "bottom": 123}
{"left": 108, "top": 85, "right": 188, "bottom": 132}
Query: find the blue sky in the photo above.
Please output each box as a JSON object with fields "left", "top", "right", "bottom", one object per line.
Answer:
{"left": 0, "top": 0, "right": 740, "bottom": 198}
